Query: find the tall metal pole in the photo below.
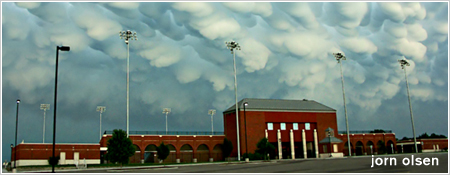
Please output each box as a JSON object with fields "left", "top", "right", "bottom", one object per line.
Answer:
{"left": 120, "top": 30, "right": 137, "bottom": 138}
{"left": 97, "top": 106, "right": 106, "bottom": 140}
{"left": 52, "top": 46, "right": 70, "bottom": 173}
{"left": 165, "top": 113, "right": 168, "bottom": 135}
{"left": 43, "top": 109, "right": 46, "bottom": 143}
{"left": 244, "top": 102, "right": 248, "bottom": 156}
{"left": 226, "top": 41, "right": 241, "bottom": 161}
{"left": 399, "top": 59, "right": 418, "bottom": 153}
{"left": 333, "top": 53, "right": 351, "bottom": 156}
{"left": 14, "top": 99, "right": 20, "bottom": 169}
{"left": 209, "top": 109, "right": 216, "bottom": 134}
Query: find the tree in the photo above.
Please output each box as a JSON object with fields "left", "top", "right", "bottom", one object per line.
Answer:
{"left": 256, "top": 138, "right": 275, "bottom": 160}
{"left": 222, "top": 138, "right": 233, "bottom": 162}
{"left": 105, "top": 129, "right": 135, "bottom": 167}
{"left": 48, "top": 156, "right": 60, "bottom": 166}
{"left": 156, "top": 142, "right": 170, "bottom": 166}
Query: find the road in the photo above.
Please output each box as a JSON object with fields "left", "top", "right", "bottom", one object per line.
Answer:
{"left": 19, "top": 152, "right": 449, "bottom": 173}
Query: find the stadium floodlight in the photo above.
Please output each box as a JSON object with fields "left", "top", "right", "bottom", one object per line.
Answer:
{"left": 119, "top": 30, "right": 137, "bottom": 138}
{"left": 97, "top": 106, "right": 106, "bottom": 140}
{"left": 163, "top": 108, "right": 171, "bottom": 135}
{"left": 398, "top": 59, "right": 418, "bottom": 153}
{"left": 225, "top": 40, "right": 241, "bottom": 161}
{"left": 40, "top": 104, "right": 50, "bottom": 143}
{"left": 333, "top": 52, "right": 351, "bottom": 157}
{"left": 208, "top": 109, "right": 216, "bottom": 133}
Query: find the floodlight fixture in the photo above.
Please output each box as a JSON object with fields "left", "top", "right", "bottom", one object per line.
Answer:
{"left": 209, "top": 109, "right": 216, "bottom": 133}
{"left": 97, "top": 106, "right": 106, "bottom": 140}
{"left": 163, "top": 108, "right": 171, "bottom": 135}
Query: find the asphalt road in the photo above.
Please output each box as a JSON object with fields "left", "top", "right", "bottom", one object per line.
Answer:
{"left": 21, "top": 152, "right": 449, "bottom": 173}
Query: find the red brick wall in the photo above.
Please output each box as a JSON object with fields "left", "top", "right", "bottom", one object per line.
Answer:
{"left": 336, "top": 133, "right": 397, "bottom": 155}
{"left": 12, "top": 143, "right": 100, "bottom": 160}
{"left": 419, "top": 139, "right": 448, "bottom": 150}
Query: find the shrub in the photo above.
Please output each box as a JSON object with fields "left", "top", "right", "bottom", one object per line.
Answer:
{"left": 48, "top": 156, "right": 60, "bottom": 166}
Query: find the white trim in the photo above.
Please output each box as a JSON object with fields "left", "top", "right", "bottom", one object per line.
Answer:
{"left": 235, "top": 109, "right": 336, "bottom": 113}
{"left": 18, "top": 143, "right": 100, "bottom": 145}
{"left": 14, "top": 159, "right": 100, "bottom": 166}
{"left": 100, "top": 147, "right": 107, "bottom": 151}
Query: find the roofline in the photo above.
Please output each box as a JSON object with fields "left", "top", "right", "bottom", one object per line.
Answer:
{"left": 18, "top": 143, "right": 100, "bottom": 145}
{"left": 223, "top": 109, "right": 336, "bottom": 114}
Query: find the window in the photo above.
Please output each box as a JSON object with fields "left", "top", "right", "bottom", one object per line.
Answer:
{"left": 293, "top": 123, "right": 298, "bottom": 130}
{"left": 305, "top": 123, "right": 310, "bottom": 130}
{"left": 267, "top": 123, "right": 273, "bottom": 130}
{"left": 333, "top": 144, "right": 338, "bottom": 153}
{"left": 281, "top": 123, "right": 286, "bottom": 130}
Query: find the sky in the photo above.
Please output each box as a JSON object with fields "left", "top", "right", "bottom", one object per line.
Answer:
{"left": 1, "top": 2, "right": 448, "bottom": 161}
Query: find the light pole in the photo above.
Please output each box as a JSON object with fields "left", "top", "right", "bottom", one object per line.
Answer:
{"left": 225, "top": 40, "right": 241, "bottom": 161}
{"left": 163, "top": 108, "right": 171, "bottom": 135}
{"left": 97, "top": 106, "right": 106, "bottom": 140}
{"left": 119, "top": 30, "right": 137, "bottom": 138}
{"left": 14, "top": 99, "right": 20, "bottom": 169}
{"left": 208, "top": 109, "right": 216, "bottom": 134}
{"left": 52, "top": 45, "right": 70, "bottom": 173}
{"left": 398, "top": 59, "right": 418, "bottom": 153}
{"left": 243, "top": 102, "right": 248, "bottom": 157}
{"left": 333, "top": 52, "right": 351, "bottom": 157}
{"left": 40, "top": 104, "right": 50, "bottom": 143}
{"left": 328, "top": 130, "right": 332, "bottom": 157}
{"left": 10, "top": 144, "right": 13, "bottom": 169}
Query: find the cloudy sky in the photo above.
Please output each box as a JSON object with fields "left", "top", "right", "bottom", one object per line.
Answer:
{"left": 2, "top": 2, "right": 448, "bottom": 161}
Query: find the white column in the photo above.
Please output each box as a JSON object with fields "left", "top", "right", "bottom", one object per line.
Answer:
{"left": 437, "top": 145, "right": 439, "bottom": 151}
{"left": 265, "top": 129, "right": 268, "bottom": 138}
{"left": 277, "top": 129, "right": 282, "bottom": 159}
{"left": 302, "top": 129, "right": 307, "bottom": 159}
{"left": 314, "top": 129, "right": 319, "bottom": 158}
{"left": 433, "top": 145, "right": 436, "bottom": 151}
{"left": 290, "top": 129, "right": 295, "bottom": 159}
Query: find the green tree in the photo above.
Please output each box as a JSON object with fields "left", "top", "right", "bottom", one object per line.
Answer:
{"left": 256, "top": 138, "right": 275, "bottom": 160}
{"left": 222, "top": 138, "right": 233, "bottom": 162}
{"left": 105, "top": 129, "right": 135, "bottom": 167}
{"left": 156, "top": 142, "right": 170, "bottom": 166}
{"left": 48, "top": 156, "right": 60, "bottom": 166}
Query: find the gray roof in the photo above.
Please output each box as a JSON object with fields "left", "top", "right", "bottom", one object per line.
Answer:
{"left": 319, "top": 136, "right": 343, "bottom": 144}
{"left": 223, "top": 98, "right": 336, "bottom": 114}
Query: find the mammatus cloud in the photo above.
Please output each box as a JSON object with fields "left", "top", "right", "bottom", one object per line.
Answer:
{"left": 2, "top": 2, "right": 448, "bottom": 161}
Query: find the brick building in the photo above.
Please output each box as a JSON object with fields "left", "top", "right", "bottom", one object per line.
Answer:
{"left": 397, "top": 138, "right": 448, "bottom": 153}
{"left": 10, "top": 98, "right": 445, "bottom": 166}
{"left": 223, "top": 98, "right": 398, "bottom": 159}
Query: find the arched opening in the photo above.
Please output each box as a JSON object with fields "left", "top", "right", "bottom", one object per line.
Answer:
{"left": 165, "top": 144, "right": 177, "bottom": 163}
{"left": 377, "top": 140, "right": 386, "bottom": 154}
{"left": 144, "top": 144, "right": 157, "bottom": 163}
{"left": 343, "top": 142, "right": 353, "bottom": 156}
{"left": 180, "top": 144, "right": 193, "bottom": 163}
{"left": 386, "top": 140, "right": 395, "bottom": 154}
{"left": 212, "top": 144, "right": 223, "bottom": 161}
{"left": 130, "top": 144, "right": 141, "bottom": 163}
{"left": 355, "top": 141, "right": 364, "bottom": 156}
{"left": 196, "top": 144, "right": 210, "bottom": 162}
{"left": 366, "top": 141, "right": 374, "bottom": 155}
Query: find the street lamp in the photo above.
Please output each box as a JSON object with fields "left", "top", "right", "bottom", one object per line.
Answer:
{"left": 52, "top": 45, "right": 70, "bottom": 173}
{"left": 333, "top": 52, "right": 351, "bottom": 157}
{"left": 398, "top": 59, "right": 418, "bottom": 153}
{"left": 40, "top": 104, "right": 50, "bottom": 143}
{"left": 243, "top": 102, "right": 248, "bottom": 157}
{"left": 97, "top": 106, "right": 106, "bottom": 140}
{"left": 119, "top": 30, "right": 137, "bottom": 138}
{"left": 163, "top": 108, "right": 171, "bottom": 135}
{"left": 327, "top": 130, "right": 332, "bottom": 157}
{"left": 208, "top": 109, "right": 216, "bottom": 134}
{"left": 14, "top": 99, "right": 20, "bottom": 169}
{"left": 225, "top": 40, "right": 241, "bottom": 161}
{"left": 10, "top": 144, "right": 13, "bottom": 168}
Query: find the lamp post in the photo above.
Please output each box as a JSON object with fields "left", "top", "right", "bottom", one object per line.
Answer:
{"left": 398, "top": 59, "right": 418, "bottom": 153}
{"left": 208, "top": 109, "right": 216, "bottom": 134}
{"left": 52, "top": 45, "right": 70, "bottom": 173}
{"left": 243, "top": 102, "right": 248, "bottom": 156}
{"left": 97, "top": 106, "right": 106, "bottom": 140}
{"left": 14, "top": 99, "right": 20, "bottom": 169}
{"left": 328, "top": 130, "right": 332, "bottom": 157}
{"left": 10, "top": 144, "right": 13, "bottom": 169}
{"left": 119, "top": 30, "right": 137, "bottom": 138}
{"left": 40, "top": 104, "right": 50, "bottom": 143}
{"left": 225, "top": 40, "right": 241, "bottom": 161}
{"left": 333, "top": 52, "right": 351, "bottom": 157}
{"left": 163, "top": 108, "right": 171, "bottom": 135}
